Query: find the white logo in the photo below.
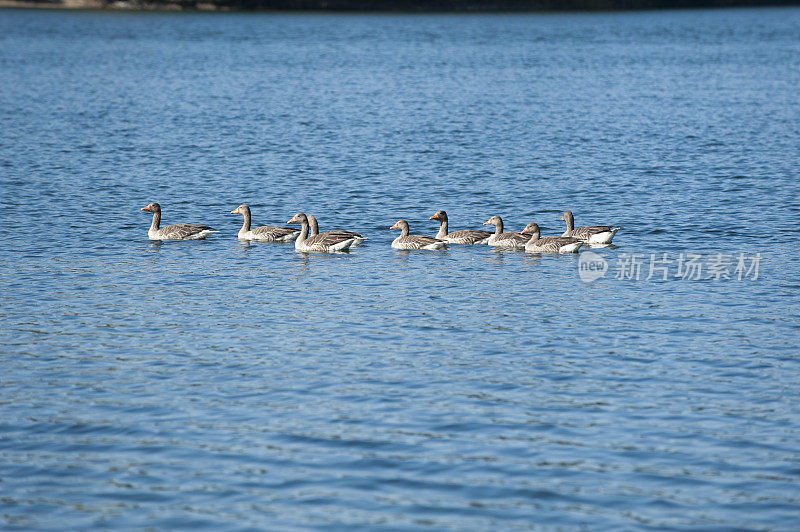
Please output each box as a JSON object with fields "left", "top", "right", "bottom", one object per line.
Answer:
{"left": 578, "top": 251, "right": 608, "bottom": 283}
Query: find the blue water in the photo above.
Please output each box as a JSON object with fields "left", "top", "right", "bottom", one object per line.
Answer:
{"left": 1, "top": 7, "right": 799, "bottom": 530}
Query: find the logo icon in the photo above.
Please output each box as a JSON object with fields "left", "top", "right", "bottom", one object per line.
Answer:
{"left": 578, "top": 251, "right": 608, "bottom": 283}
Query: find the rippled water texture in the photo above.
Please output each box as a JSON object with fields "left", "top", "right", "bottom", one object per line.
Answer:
{"left": 1, "top": 7, "right": 799, "bottom": 530}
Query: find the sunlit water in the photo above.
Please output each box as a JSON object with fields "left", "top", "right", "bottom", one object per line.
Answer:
{"left": 1, "top": 7, "right": 799, "bottom": 530}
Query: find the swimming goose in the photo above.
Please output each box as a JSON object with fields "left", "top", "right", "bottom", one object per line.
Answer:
{"left": 287, "top": 213, "right": 356, "bottom": 252}
{"left": 141, "top": 202, "right": 217, "bottom": 241}
{"left": 230, "top": 204, "right": 299, "bottom": 242}
{"left": 482, "top": 216, "right": 530, "bottom": 249}
{"left": 561, "top": 211, "right": 620, "bottom": 244}
{"left": 391, "top": 220, "right": 447, "bottom": 250}
{"left": 429, "top": 210, "right": 491, "bottom": 245}
{"left": 307, "top": 214, "right": 365, "bottom": 245}
{"left": 522, "top": 223, "right": 583, "bottom": 253}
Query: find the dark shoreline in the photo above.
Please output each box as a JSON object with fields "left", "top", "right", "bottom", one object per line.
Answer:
{"left": 2, "top": 0, "right": 799, "bottom": 12}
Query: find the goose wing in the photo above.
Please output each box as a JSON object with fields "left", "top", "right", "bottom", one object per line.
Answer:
{"left": 543, "top": 236, "right": 580, "bottom": 246}
{"left": 574, "top": 225, "right": 614, "bottom": 238}
{"left": 161, "top": 223, "right": 215, "bottom": 240}
{"left": 527, "top": 236, "right": 583, "bottom": 253}
{"left": 252, "top": 225, "right": 300, "bottom": 239}
{"left": 304, "top": 232, "right": 355, "bottom": 251}
{"left": 410, "top": 235, "right": 443, "bottom": 247}
{"left": 320, "top": 230, "right": 362, "bottom": 239}
{"left": 499, "top": 232, "right": 531, "bottom": 244}
{"left": 446, "top": 229, "right": 492, "bottom": 244}
{"left": 394, "top": 235, "right": 446, "bottom": 250}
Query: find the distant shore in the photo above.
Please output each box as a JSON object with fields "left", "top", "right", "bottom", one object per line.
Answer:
{"left": 1, "top": 0, "right": 798, "bottom": 11}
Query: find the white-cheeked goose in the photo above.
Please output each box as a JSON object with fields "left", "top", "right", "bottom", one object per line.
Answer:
{"left": 482, "top": 215, "right": 530, "bottom": 249}
{"left": 230, "top": 204, "right": 299, "bottom": 242}
{"left": 522, "top": 223, "right": 583, "bottom": 253}
{"left": 391, "top": 220, "right": 447, "bottom": 250}
{"left": 429, "top": 210, "right": 491, "bottom": 245}
{"left": 561, "top": 211, "right": 620, "bottom": 244}
{"left": 141, "top": 202, "right": 217, "bottom": 241}
{"left": 287, "top": 213, "right": 356, "bottom": 252}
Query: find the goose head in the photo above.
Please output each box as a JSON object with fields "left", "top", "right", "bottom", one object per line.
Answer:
{"left": 287, "top": 213, "right": 308, "bottom": 225}
{"left": 521, "top": 222, "right": 540, "bottom": 239}
{"left": 390, "top": 220, "right": 410, "bottom": 235}
{"left": 141, "top": 202, "right": 161, "bottom": 213}
{"left": 482, "top": 215, "right": 502, "bottom": 227}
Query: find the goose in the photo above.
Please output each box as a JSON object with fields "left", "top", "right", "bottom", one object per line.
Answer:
{"left": 390, "top": 220, "right": 447, "bottom": 250}
{"left": 287, "top": 213, "right": 355, "bottom": 252}
{"left": 522, "top": 223, "right": 583, "bottom": 253}
{"left": 141, "top": 202, "right": 217, "bottom": 241}
{"left": 230, "top": 204, "right": 299, "bottom": 242}
{"left": 561, "top": 211, "right": 620, "bottom": 244}
{"left": 307, "top": 214, "right": 365, "bottom": 245}
{"left": 482, "top": 216, "right": 530, "bottom": 249}
{"left": 429, "top": 210, "right": 491, "bottom": 245}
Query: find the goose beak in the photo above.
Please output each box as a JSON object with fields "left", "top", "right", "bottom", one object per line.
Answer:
{"left": 482, "top": 220, "right": 491, "bottom": 226}
{"left": 230, "top": 209, "right": 238, "bottom": 214}
{"left": 429, "top": 214, "right": 437, "bottom": 220}
{"left": 560, "top": 214, "right": 565, "bottom": 221}
{"left": 287, "top": 217, "right": 297, "bottom": 224}
{"left": 390, "top": 222, "right": 399, "bottom": 230}
{"left": 141, "top": 206, "right": 149, "bottom": 212}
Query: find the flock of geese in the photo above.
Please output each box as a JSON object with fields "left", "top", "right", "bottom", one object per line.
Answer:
{"left": 141, "top": 202, "right": 620, "bottom": 254}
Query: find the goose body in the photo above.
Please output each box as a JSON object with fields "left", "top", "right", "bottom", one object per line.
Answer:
{"left": 483, "top": 216, "right": 530, "bottom": 249}
{"left": 307, "top": 214, "right": 365, "bottom": 245}
{"left": 522, "top": 223, "right": 583, "bottom": 254}
{"left": 287, "top": 213, "right": 355, "bottom": 252}
{"left": 391, "top": 220, "right": 447, "bottom": 250}
{"left": 230, "top": 205, "right": 299, "bottom": 242}
{"left": 429, "top": 210, "right": 491, "bottom": 245}
{"left": 141, "top": 202, "right": 217, "bottom": 241}
{"left": 561, "top": 211, "right": 620, "bottom": 244}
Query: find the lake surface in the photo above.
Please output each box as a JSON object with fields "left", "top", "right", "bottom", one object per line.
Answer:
{"left": 1, "top": 6, "right": 799, "bottom": 530}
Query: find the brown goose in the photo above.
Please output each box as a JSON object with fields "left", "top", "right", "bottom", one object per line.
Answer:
{"left": 141, "top": 202, "right": 217, "bottom": 241}
{"left": 391, "top": 220, "right": 447, "bottom": 250}
{"left": 561, "top": 211, "right": 620, "bottom": 244}
{"left": 307, "top": 214, "right": 365, "bottom": 245}
{"left": 429, "top": 210, "right": 491, "bottom": 245}
{"left": 482, "top": 216, "right": 530, "bottom": 249}
{"left": 230, "top": 205, "right": 299, "bottom": 242}
{"left": 287, "top": 213, "right": 356, "bottom": 252}
{"left": 522, "top": 223, "right": 583, "bottom": 253}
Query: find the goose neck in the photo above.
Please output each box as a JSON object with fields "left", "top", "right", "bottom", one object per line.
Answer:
{"left": 150, "top": 210, "right": 161, "bottom": 232}
{"left": 308, "top": 216, "right": 319, "bottom": 237}
{"left": 295, "top": 219, "right": 310, "bottom": 245}
{"left": 240, "top": 208, "right": 251, "bottom": 233}
{"left": 435, "top": 219, "right": 448, "bottom": 239}
{"left": 564, "top": 213, "right": 575, "bottom": 231}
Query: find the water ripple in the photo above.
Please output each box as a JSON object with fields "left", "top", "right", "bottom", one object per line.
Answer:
{"left": 1, "top": 7, "right": 800, "bottom": 532}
